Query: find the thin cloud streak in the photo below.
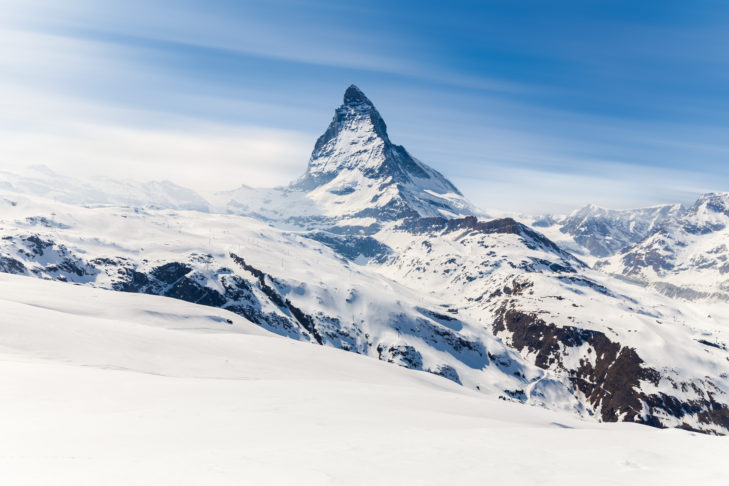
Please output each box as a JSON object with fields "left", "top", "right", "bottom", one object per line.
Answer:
{"left": 5, "top": 0, "right": 521, "bottom": 94}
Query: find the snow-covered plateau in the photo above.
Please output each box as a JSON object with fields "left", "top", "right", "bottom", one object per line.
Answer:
{"left": 1, "top": 85, "right": 729, "bottom": 481}
{"left": 1, "top": 273, "right": 727, "bottom": 486}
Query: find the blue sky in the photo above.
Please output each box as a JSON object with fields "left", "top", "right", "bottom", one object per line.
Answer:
{"left": 2, "top": 0, "right": 729, "bottom": 213}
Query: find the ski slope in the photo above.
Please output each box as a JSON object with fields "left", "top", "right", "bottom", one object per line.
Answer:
{"left": 0, "top": 273, "right": 726, "bottom": 486}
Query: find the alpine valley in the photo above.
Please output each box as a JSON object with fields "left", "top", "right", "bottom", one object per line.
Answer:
{"left": 3, "top": 85, "right": 729, "bottom": 439}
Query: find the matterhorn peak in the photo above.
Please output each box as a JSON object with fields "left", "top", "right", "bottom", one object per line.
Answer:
{"left": 307, "top": 85, "right": 391, "bottom": 164}
{"left": 291, "top": 85, "right": 474, "bottom": 221}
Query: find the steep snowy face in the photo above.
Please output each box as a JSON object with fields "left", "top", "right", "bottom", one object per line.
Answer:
{"left": 298, "top": 85, "right": 395, "bottom": 187}
{"left": 598, "top": 192, "right": 729, "bottom": 301}
{"left": 293, "top": 85, "right": 474, "bottom": 220}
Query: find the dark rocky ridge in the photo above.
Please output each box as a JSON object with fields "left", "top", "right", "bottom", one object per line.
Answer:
{"left": 402, "top": 216, "right": 584, "bottom": 269}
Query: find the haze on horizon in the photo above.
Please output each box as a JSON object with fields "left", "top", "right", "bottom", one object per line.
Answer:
{"left": 2, "top": 0, "right": 729, "bottom": 214}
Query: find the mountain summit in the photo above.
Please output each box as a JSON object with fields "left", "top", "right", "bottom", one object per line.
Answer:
{"left": 294, "top": 85, "right": 474, "bottom": 220}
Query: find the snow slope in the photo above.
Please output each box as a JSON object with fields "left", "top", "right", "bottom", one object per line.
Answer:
{"left": 1, "top": 273, "right": 727, "bottom": 486}
{"left": 0, "top": 190, "right": 562, "bottom": 408}
{"left": 3, "top": 183, "right": 729, "bottom": 433}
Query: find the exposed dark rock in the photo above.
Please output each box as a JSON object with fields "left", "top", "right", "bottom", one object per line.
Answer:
{"left": 307, "top": 232, "right": 392, "bottom": 263}
{"left": 377, "top": 344, "right": 423, "bottom": 370}
{"left": 151, "top": 262, "right": 192, "bottom": 285}
{"left": 502, "top": 389, "right": 527, "bottom": 402}
{"left": 429, "top": 364, "right": 462, "bottom": 384}
{"left": 493, "top": 304, "right": 729, "bottom": 433}
{"left": 21, "top": 235, "right": 53, "bottom": 256}
{"left": 165, "top": 275, "right": 226, "bottom": 307}
{"left": 23, "top": 216, "right": 71, "bottom": 229}
{"left": 230, "top": 252, "right": 323, "bottom": 344}
{"left": 112, "top": 267, "right": 150, "bottom": 292}
{"left": 620, "top": 247, "right": 675, "bottom": 275}
{"left": 698, "top": 339, "right": 727, "bottom": 351}
{"left": 0, "top": 256, "right": 26, "bottom": 274}
{"left": 394, "top": 316, "right": 488, "bottom": 369}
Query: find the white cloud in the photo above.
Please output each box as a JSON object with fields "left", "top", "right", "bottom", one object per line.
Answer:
{"left": 453, "top": 160, "right": 717, "bottom": 215}
{"left": 0, "top": 25, "right": 314, "bottom": 191}
{"left": 0, "top": 122, "right": 311, "bottom": 191}
{"left": 0, "top": 86, "right": 312, "bottom": 192}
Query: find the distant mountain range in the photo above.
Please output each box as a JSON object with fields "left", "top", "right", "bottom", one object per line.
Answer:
{"left": 597, "top": 193, "right": 729, "bottom": 302}
{"left": 1, "top": 85, "right": 728, "bottom": 434}
{"left": 531, "top": 193, "right": 729, "bottom": 303}
{"left": 533, "top": 203, "right": 684, "bottom": 258}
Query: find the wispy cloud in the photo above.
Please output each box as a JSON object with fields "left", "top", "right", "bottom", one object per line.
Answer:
{"left": 0, "top": 86, "right": 312, "bottom": 191}
{"left": 4, "top": 0, "right": 518, "bottom": 92}
{"left": 453, "top": 160, "right": 721, "bottom": 215}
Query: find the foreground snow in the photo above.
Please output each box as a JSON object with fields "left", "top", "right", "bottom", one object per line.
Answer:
{"left": 0, "top": 274, "right": 726, "bottom": 485}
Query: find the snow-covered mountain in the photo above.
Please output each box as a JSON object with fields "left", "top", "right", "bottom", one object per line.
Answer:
{"left": 0, "top": 165, "right": 209, "bottom": 211}
{"left": 0, "top": 192, "right": 577, "bottom": 411}
{"left": 531, "top": 203, "right": 684, "bottom": 260}
{"left": 2, "top": 86, "right": 729, "bottom": 434}
{"left": 294, "top": 85, "right": 474, "bottom": 220}
{"left": 214, "top": 85, "right": 475, "bottom": 229}
{"left": 531, "top": 193, "right": 729, "bottom": 303}
{"left": 598, "top": 192, "right": 729, "bottom": 302}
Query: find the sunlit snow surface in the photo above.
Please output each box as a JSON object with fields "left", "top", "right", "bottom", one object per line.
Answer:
{"left": 0, "top": 273, "right": 727, "bottom": 486}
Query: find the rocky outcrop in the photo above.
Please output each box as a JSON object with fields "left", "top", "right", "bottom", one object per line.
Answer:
{"left": 493, "top": 303, "right": 729, "bottom": 434}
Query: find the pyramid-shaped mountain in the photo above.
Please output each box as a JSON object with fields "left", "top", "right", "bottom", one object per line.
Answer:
{"left": 293, "top": 85, "right": 474, "bottom": 221}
